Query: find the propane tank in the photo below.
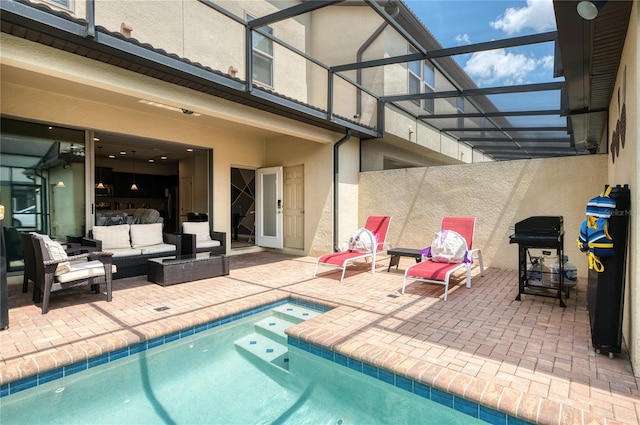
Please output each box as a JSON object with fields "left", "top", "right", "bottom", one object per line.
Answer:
{"left": 527, "top": 256, "right": 549, "bottom": 286}
{"left": 549, "top": 256, "right": 577, "bottom": 289}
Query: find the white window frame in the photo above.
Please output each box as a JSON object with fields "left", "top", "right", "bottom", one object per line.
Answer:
{"left": 408, "top": 46, "right": 436, "bottom": 113}
{"left": 408, "top": 46, "right": 422, "bottom": 107}
{"left": 45, "top": 0, "right": 73, "bottom": 11}
{"left": 248, "top": 14, "right": 274, "bottom": 87}
{"left": 457, "top": 97, "right": 465, "bottom": 128}
{"left": 423, "top": 61, "right": 435, "bottom": 114}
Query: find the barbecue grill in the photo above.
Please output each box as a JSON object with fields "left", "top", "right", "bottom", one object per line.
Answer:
{"left": 509, "top": 216, "right": 565, "bottom": 307}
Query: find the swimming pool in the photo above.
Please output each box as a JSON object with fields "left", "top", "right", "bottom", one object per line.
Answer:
{"left": 0, "top": 300, "right": 527, "bottom": 424}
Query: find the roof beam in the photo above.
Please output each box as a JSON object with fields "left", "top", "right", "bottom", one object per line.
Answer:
{"left": 458, "top": 137, "right": 571, "bottom": 143}
{"left": 441, "top": 126, "right": 568, "bottom": 132}
{"left": 419, "top": 109, "right": 562, "bottom": 119}
{"left": 364, "top": 0, "right": 426, "bottom": 55}
{"left": 248, "top": 0, "right": 343, "bottom": 28}
{"left": 382, "top": 82, "right": 564, "bottom": 103}
{"left": 332, "top": 31, "right": 557, "bottom": 72}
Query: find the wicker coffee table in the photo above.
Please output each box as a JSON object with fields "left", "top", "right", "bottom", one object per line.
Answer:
{"left": 147, "top": 253, "right": 229, "bottom": 286}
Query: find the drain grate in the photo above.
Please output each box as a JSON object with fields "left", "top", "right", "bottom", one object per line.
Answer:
{"left": 154, "top": 306, "right": 170, "bottom": 311}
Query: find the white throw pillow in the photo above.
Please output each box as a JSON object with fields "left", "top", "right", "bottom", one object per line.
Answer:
{"left": 93, "top": 224, "right": 131, "bottom": 250}
{"left": 182, "top": 221, "right": 212, "bottom": 242}
{"left": 44, "top": 239, "right": 71, "bottom": 276}
{"left": 130, "top": 223, "right": 164, "bottom": 248}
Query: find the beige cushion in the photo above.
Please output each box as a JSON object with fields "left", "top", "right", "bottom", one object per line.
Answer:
{"left": 107, "top": 248, "right": 142, "bottom": 258}
{"left": 56, "top": 260, "right": 105, "bottom": 283}
{"left": 182, "top": 221, "right": 211, "bottom": 242}
{"left": 130, "top": 223, "right": 164, "bottom": 248}
{"left": 139, "top": 243, "right": 175, "bottom": 255}
{"left": 197, "top": 239, "right": 221, "bottom": 249}
{"left": 43, "top": 239, "right": 71, "bottom": 276}
{"left": 93, "top": 224, "right": 131, "bottom": 250}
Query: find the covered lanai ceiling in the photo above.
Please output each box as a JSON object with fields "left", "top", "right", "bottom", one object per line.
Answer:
{"left": 0, "top": 0, "right": 633, "bottom": 161}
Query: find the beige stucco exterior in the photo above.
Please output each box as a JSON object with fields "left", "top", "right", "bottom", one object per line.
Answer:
{"left": 608, "top": 0, "right": 639, "bottom": 376}
{"left": 359, "top": 154, "right": 608, "bottom": 276}
{"left": 0, "top": 31, "right": 344, "bottom": 254}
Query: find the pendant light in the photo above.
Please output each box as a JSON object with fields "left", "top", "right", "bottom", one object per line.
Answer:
{"left": 130, "top": 150, "right": 139, "bottom": 191}
{"left": 96, "top": 146, "right": 106, "bottom": 189}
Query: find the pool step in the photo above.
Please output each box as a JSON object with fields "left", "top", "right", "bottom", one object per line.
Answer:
{"left": 235, "top": 333, "right": 290, "bottom": 370}
{"left": 254, "top": 316, "right": 298, "bottom": 345}
{"left": 272, "top": 304, "right": 321, "bottom": 324}
{"left": 235, "top": 304, "right": 321, "bottom": 372}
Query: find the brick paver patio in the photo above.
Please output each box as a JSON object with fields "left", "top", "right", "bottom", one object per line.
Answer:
{"left": 1, "top": 252, "right": 638, "bottom": 424}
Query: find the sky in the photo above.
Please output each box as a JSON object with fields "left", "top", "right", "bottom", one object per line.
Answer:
{"left": 404, "top": 0, "right": 559, "bottom": 87}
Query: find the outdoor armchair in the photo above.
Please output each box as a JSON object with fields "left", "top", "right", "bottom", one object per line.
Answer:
{"left": 31, "top": 234, "right": 114, "bottom": 314}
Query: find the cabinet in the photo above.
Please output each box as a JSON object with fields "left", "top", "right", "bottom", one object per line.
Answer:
{"left": 587, "top": 185, "right": 630, "bottom": 357}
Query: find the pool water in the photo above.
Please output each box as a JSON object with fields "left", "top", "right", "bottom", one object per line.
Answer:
{"left": 0, "top": 302, "right": 490, "bottom": 424}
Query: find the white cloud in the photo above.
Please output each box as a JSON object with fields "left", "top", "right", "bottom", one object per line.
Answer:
{"left": 490, "top": 0, "right": 556, "bottom": 35}
{"left": 455, "top": 33, "right": 471, "bottom": 45}
{"left": 539, "top": 55, "right": 554, "bottom": 71}
{"left": 464, "top": 49, "right": 539, "bottom": 86}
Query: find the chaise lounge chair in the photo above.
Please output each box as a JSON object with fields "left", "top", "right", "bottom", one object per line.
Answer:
{"left": 314, "top": 215, "right": 392, "bottom": 282}
{"left": 402, "top": 217, "right": 484, "bottom": 300}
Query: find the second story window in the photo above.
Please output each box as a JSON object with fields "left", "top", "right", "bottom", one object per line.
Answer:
{"left": 423, "top": 61, "right": 435, "bottom": 113}
{"left": 47, "top": 0, "right": 72, "bottom": 9}
{"left": 408, "top": 46, "right": 421, "bottom": 107}
{"left": 457, "top": 97, "right": 465, "bottom": 128}
{"left": 249, "top": 14, "right": 273, "bottom": 87}
{"left": 408, "top": 46, "right": 435, "bottom": 113}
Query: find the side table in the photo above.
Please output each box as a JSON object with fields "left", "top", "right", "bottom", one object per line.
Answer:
{"left": 387, "top": 248, "right": 423, "bottom": 271}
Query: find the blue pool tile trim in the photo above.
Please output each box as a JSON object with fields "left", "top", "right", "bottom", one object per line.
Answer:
{"left": 288, "top": 336, "right": 534, "bottom": 425}
{"left": 1, "top": 297, "right": 329, "bottom": 399}
{"left": 1, "top": 298, "right": 529, "bottom": 425}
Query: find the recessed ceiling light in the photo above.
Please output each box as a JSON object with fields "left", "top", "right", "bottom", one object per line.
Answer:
{"left": 187, "top": 148, "right": 194, "bottom": 152}
{"left": 160, "top": 156, "right": 168, "bottom": 160}
{"left": 120, "top": 151, "right": 127, "bottom": 155}
{"left": 148, "top": 159, "right": 155, "bottom": 163}
{"left": 93, "top": 137, "right": 100, "bottom": 141}
{"left": 109, "top": 155, "right": 116, "bottom": 159}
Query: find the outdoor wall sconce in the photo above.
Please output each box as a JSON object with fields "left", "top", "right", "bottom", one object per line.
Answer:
{"left": 56, "top": 181, "right": 65, "bottom": 188}
{"left": 577, "top": 1, "right": 606, "bottom": 20}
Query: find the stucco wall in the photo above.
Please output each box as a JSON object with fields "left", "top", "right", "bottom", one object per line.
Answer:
{"left": 0, "top": 33, "right": 341, "bottom": 250}
{"left": 608, "top": 1, "right": 639, "bottom": 376}
{"left": 77, "top": 0, "right": 309, "bottom": 105}
{"left": 262, "top": 134, "right": 352, "bottom": 256}
{"left": 359, "top": 155, "right": 608, "bottom": 277}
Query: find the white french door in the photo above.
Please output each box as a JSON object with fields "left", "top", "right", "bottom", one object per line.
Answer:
{"left": 256, "top": 166, "right": 283, "bottom": 248}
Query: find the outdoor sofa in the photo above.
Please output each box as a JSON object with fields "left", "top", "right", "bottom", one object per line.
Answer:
{"left": 86, "top": 222, "right": 226, "bottom": 279}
